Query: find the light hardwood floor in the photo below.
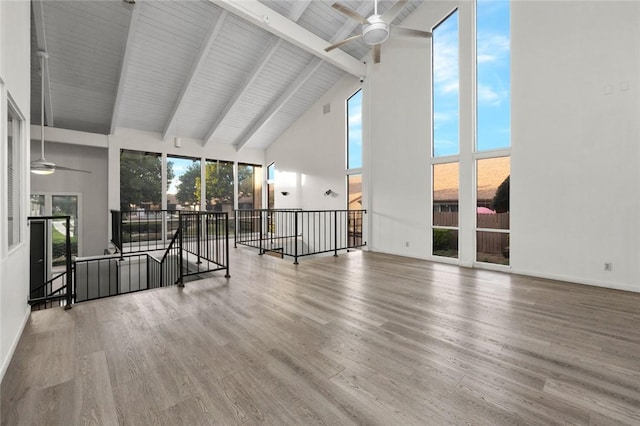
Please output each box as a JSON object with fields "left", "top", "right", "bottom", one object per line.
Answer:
{"left": 2, "top": 248, "right": 640, "bottom": 425}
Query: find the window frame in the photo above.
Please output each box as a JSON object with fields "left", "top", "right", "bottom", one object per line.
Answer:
{"left": 431, "top": 8, "right": 460, "bottom": 158}
{"left": 430, "top": 8, "right": 460, "bottom": 262}
{"left": 5, "top": 90, "right": 26, "bottom": 253}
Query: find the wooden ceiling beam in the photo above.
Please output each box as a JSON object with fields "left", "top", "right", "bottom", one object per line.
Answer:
{"left": 208, "top": 0, "right": 366, "bottom": 78}
{"left": 202, "top": 1, "right": 312, "bottom": 146}
{"left": 110, "top": 2, "right": 140, "bottom": 135}
{"left": 234, "top": 2, "right": 373, "bottom": 151}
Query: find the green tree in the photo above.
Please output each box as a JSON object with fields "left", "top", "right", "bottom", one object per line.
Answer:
{"left": 492, "top": 175, "right": 510, "bottom": 213}
{"left": 202, "top": 161, "right": 235, "bottom": 209}
{"left": 120, "top": 151, "right": 173, "bottom": 210}
{"left": 176, "top": 163, "right": 201, "bottom": 205}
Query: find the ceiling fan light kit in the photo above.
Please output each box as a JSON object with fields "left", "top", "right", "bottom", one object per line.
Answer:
{"left": 325, "top": 0, "right": 431, "bottom": 64}
{"left": 30, "top": 159, "right": 55, "bottom": 175}
{"left": 362, "top": 16, "right": 389, "bottom": 45}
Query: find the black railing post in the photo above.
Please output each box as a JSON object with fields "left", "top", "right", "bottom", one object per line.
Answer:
{"left": 294, "top": 211, "right": 299, "bottom": 265}
{"left": 178, "top": 214, "right": 184, "bottom": 287}
{"left": 64, "top": 216, "right": 73, "bottom": 309}
{"left": 146, "top": 255, "right": 150, "bottom": 290}
{"left": 225, "top": 212, "right": 230, "bottom": 278}
{"left": 234, "top": 210, "right": 238, "bottom": 248}
{"left": 196, "top": 213, "right": 202, "bottom": 265}
{"left": 334, "top": 211, "right": 339, "bottom": 257}
{"left": 259, "top": 210, "right": 264, "bottom": 255}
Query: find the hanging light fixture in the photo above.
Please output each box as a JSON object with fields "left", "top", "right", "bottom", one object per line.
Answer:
{"left": 31, "top": 51, "right": 55, "bottom": 175}
{"left": 31, "top": 51, "right": 90, "bottom": 175}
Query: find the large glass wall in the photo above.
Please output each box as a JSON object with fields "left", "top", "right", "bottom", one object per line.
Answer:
{"left": 432, "top": 10, "right": 459, "bottom": 158}
{"left": 475, "top": 0, "right": 510, "bottom": 265}
{"left": 347, "top": 89, "right": 363, "bottom": 212}
{"left": 430, "top": 1, "right": 510, "bottom": 266}
{"left": 205, "top": 159, "right": 234, "bottom": 214}
{"left": 238, "top": 163, "right": 262, "bottom": 210}
{"left": 431, "top": 10, "right": 460, "bottom": 258}
{"left": 167, "top": 155, "right": 201, "bottom": 211}
{"left": 119, "top": 150, "right": 163, "bottom": 211}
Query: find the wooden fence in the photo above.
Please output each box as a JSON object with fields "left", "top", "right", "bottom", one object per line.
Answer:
{"left": 433, "top": 212, "right": 509, "bottom": 255}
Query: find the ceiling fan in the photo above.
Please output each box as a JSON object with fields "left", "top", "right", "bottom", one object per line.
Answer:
{"left": 325, "top": 0, "right": 432, "bottom": 64}
{"left": 31, "top": 51, "right": 90, "bottom": 175}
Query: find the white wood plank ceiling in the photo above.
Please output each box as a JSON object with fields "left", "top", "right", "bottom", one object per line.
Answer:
{"left": 30, "top": 0, "right": 424, "bottom": 151}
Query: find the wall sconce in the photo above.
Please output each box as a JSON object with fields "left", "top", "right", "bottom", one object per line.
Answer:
{"left": 281, "top": 191, "right": 290, "bottom": 196}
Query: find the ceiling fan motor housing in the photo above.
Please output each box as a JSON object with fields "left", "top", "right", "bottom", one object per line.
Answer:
{"left": 362, "top": 15, "right": 389, "bottom": 45}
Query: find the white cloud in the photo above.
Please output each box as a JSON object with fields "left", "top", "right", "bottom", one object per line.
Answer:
{"left": 477, "top": 33, "right": 510, "bottom": 64}
{"left": 477, "top": 84, "right": 502, "bottom": 106}
{"left": 348, "top": 109, "right": 362, "bottom": 127}
{"left": 433, "top": 111, "right": 455, "bottom": 124}
{"left": 433, "top": 29, "right": 459, "bottom": 96}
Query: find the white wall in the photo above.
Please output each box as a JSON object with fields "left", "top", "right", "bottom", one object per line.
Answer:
{"left": 30, "top": 141, "right": 109, "bottom": 256}
{"left": 266, "top": 76, "right": 361, "bottom": 210}
{"left": 510, "top": 1, "right": 640, "bottom": 291}
{"left": 0, "top": 0, "right": 31, "bottom": 382}
{"left": 267, "top": 1, "right": 640, "bottom": 292}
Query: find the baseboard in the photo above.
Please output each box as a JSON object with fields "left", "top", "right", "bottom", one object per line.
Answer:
{"left": 0, "top": 305, "right": 30, "bottom": 383}
{"left": 511, "top": 268, "right": 640, "bottom": 294}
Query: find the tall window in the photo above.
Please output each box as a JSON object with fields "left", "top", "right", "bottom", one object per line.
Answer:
{"left": 432, "top": 10, "right": 459, "bottom": 258}
{"left": 476, "top": 157, "right": 509, "bottom": 264}
{"left": 475, "top": 0, "right": 510, "bottom": 265}
{"left": 205, "top": 159, "right": 234, "bottom": 214}
{"left": 347, "top": 89, "right": 363, "bottom": 211}
{"left": 477, "top": 0, "right": 510, "bottom": 152}
{"left": 347, "top": 90, "right": 362, "bottom": 170}
{"left": 167, "top": 155, "right": 200, "bottom": 210}
{"left": 432, "top": 10, "right": 459, "bottom": 157}
{"left": 238, "top": 163, "right": 262, "bottom": 210}
{"left": 346, "top": 175, "right": 361, "bottom": 211}
{"left": 432, "top": 162, "right": 459, "bottom": 258}
{"left": 119, "top": 150, "right": 164, "bottom": 211}
{"left": 7, "top": 100, "right": 23, "bottom": 249}
{"left": 266, "top": 162, "right": 275, "bottom": 209}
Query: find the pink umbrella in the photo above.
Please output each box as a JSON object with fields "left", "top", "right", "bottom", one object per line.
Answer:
{"left": 477, "top": 206, "right": 496, "bottom": 214}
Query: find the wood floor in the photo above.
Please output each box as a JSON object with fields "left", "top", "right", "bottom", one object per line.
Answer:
{"left": 2, "top": 248, "right": 640, "bottom": 425}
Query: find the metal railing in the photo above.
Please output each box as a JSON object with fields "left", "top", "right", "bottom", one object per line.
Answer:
{"left": 31, "top": 211, "right": 231, "bottom": 309}
{"left": 234, "top": 209, "right": 367, "bottom": 264}
{"left": 111, "top": 209, "right": 181, "bottom": 253}
{"left": 179, "top": 211, "right": 231, "bottom": 281}
{"left": 27, "top": 216, "right": 73, "bottom": 310}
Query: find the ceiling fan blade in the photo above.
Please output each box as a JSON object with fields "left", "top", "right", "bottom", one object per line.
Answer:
{"left": 324, "top": 34, "right": 363, "bottom": 52}
{"left": 381, "top": 0, "right": 407, "bottom": 23}
{"left": 373, "top": 44, "right": 381, "bottom": 64}
{"left": 53, "top": 165, "right": 92, "bottom": 173}
{"left": 393, "top": 26, "right": 433, "bottom": 38}
{"left": 331, "top": 2, "right": 368, "bottom": 24}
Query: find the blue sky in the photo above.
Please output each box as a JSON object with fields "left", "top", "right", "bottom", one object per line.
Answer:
{"left": 433, "top": 0, "right": 510, "bottom": 156}
{"left": 347, "top": 89, "right": 362, "bottom": 169}
{"left": 167, "top": 156, "right": 199, "bottom": 194}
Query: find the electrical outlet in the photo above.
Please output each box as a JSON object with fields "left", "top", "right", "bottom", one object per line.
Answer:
{"left": 405, "top": 241, "right": 410, "bottom": 248}
{"left": 604, "top": 262, "right": 613, "bottom": 272}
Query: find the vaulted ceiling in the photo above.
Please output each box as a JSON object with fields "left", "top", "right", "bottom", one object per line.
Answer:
{"left": 31, "top": 0, "right": 423, "bottom": 151}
